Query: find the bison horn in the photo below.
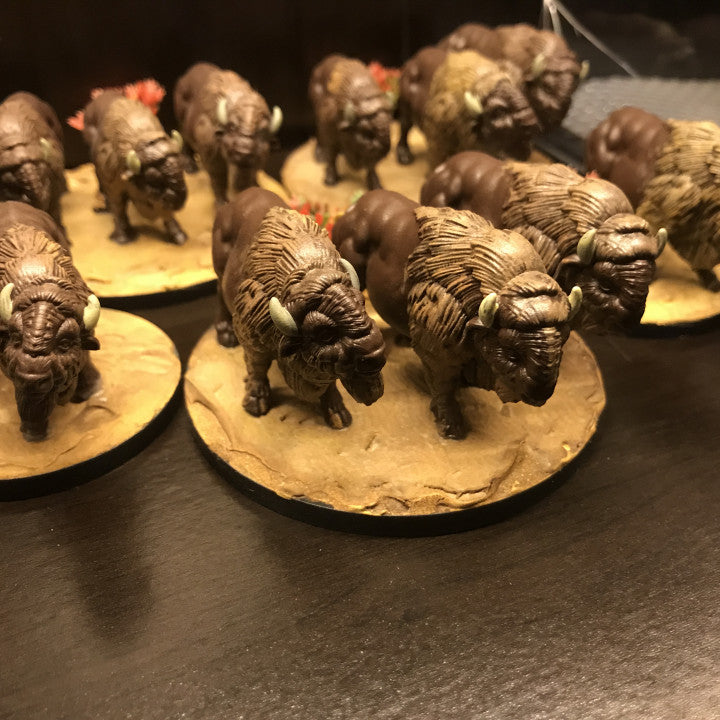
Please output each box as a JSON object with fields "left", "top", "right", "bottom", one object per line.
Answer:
{"left": 577, "top": 228, "right": 597, "bottom": 265}
{"left": 463, "top": 91, "right": 483, "bottom": 116}
{"left": 343, "top": 102, "right": 357, "bottom": 125}
{"left": 0, "top": 282, "right": 15, "bottom": 323}
{"left": 171, "top": 129, "right": 183, "bottom": 152}
{"left": 531, "top": 53, "right": 547, "bottom": 80}
{"left": 478, "top": 291, "right": 499, "bottom": 328}
{"left": 83, "top": 294, "right": 101, "bottom": 332}
{"left": 579, "top": 60, "right": 590, "bottom": 82}
{"left": 568, "top": 285, "right": 583, "bottom": 320}
{"left": 340, "top": 259, "right": 360, "bottom": 290}
{"left": 657, "top": 227, "right": 668, "bottom": 255}
{"left": 217, "top": 97, "right": 228, "bottom": 126}
{"left": 269, "top": 297, "right": 299, "bottom": 337}
{"left": 126, "top": 149, "right": 141, "bottom": 176}
{"left": 40, "top": 137, "right": 52, "bottom": 161}
{"left": 270, "top": 106, "right": 283, "bottom": 134}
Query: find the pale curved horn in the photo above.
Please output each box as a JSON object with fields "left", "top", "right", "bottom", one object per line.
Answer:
{"left": 0, "top": 283, "right": 15, "bottom": 323}
{"left": 340, "top": 259, "right": 360, "bottom": 290}
{"left": 656, "top": 227, "right": 668, "bottom": 255}
{"left": 83, "top": 294, "right": 101, "bottom": 332}
{"left": 343, "top": 102, "right": 357, "bottom": 125}
{"left": 579, "top": 60, "right": 590, "bottom": 82}
{"left": 577, "top": 228, "right": 597, "bottom": 265}
{"left": 269, "top": 297, "right": 299, "bottom": 336}
{"left": 531, "top": 53, "right": 547, "bottom": 80}
{"left": 39, "top": 137, "right": 52, "bottom": 161}
{"left": 270, "top": 106, "right": 283, "bottom": 134}
{"left": 568, "top": 285, "right": 583, "bottom": 320}
{"left": 171, "top": 129, "right": 183, "bottom": 152}
{"left": 463, "top": 91, "right": 483, "bottom": 116}
{"left": 216, "top": 97, "right": 228, "bottom": 125}
{"left": 478, "top": 291, "right": 499, "bottom": 327}
{"left": 126, "top": 149, "right": 141, "bottom": 176}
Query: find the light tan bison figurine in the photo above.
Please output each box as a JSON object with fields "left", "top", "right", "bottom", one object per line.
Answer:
{"left": 396, "top": 47, "right": 540, "bottom": 169}
{"left": 174, "top": 62, "right": 282, "bottom": 205}
{"left": 586, "top": 106, "right": 720, "bottom": 290}
{"left": 421, "top": 151, "right": 665, "bottom": 332}
{"left": 332, "top": 190, "right": 581, "bottom": 439}
{"left": 213, "top": 187, "right": 385, "bottom": 429}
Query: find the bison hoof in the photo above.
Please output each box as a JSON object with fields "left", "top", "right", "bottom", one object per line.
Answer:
{"left": 324, "top": 167, "right": 340, "bottom": 186}
{"left": 110, "top": 227, "right": 137, "bottom": 244}
{"left": 243, "top": 383, "right": 272, "bottom": 417}
{"left": 313, "top": 143, "right": 327, "bottom": 163}
{"left": 167, "top": 229, "right": 188, "bottom": 246}
{"left": 215, "top": 322, "right": 239, "bottom": 347}
{"left": 325, "top": 404, "right": 352, "bottom": 430}
{"left": 396, "top": 146, "right": 414, "bottom": 165}
{"left": 431, "top": 400, "right": 467, "bottom": 440}
{"left": 20, "top": 423, "right": 49, "bottom": 443}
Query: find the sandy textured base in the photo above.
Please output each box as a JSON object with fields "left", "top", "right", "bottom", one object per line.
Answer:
{"left": 281, "top": 124, "right": 549, "bottom": 211}
{"left": 185, "top": 325, "right": 604, "bottom": 519}
{"left": 642, "top": 245, "right": 720, "bottom": 326}
{"left": 63, "top": 164, "right": 287, "bottom": 300}
{"left": 0, "top": 309, "right": 180, "bottom": 486}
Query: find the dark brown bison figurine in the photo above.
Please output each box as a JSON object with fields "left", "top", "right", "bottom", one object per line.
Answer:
{"left": 421, "top": 151, "right": 665, "bottom": 333}
{"left": 81, "top": 91, "right": 187, "bottom": 245}
{"left": 0, "top": 93, "right": 66, "bottom": 230}
{"left": 0, "top": 201, "right": 101, "bottom": 441}
{"left": 396, "top": 47, "right": 540, "bottom": 168}
{"left": 174, "top": 62, "right": 282, "bottom": 205}
{"left": 439, "top": 23, "right": 587, "bottom": 132}
{"left": 332, "top": 191, "right": 581, "bottom": 439}
{"left": 213, "top": 187, "right": 385, "bottom": 429}
{"left": 309, "top": 54, "right": 392, "bottom": 190}
{"left": 586, "top": 107, "right": 720, "bottom": 290}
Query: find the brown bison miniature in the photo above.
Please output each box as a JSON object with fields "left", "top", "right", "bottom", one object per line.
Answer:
{"left": 81, "top": 91, "right": 187, "bottom": 245}
{"left": 396, "top": 47, "right": 540, "bottom": 169}
{"left": 421, "top": 151, "right": 665, "bottom": 333}
{"left": 438, "top": 23, "right": 587, "bottom": 132}
{"left": 0, "top": 92, "right": 66, "bottom": 230}
{"left": 586, "top": 107, "right": 720, "bottom": 290}
{"left": 0, "top": 201, "right": 101, "bottom": 441}
{"left": 309, "top": 54, "right": 392, "bottom": 190}
{"left": 332, "top": 191, "right": 581, "bottom": 439}
{"left": 174, "top": 62, "right": 282, "bottom": 205}
{"left": 213, "top": 187, "right": 385, "bottom": 429}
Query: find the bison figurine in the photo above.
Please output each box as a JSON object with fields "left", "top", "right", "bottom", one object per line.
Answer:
{"left": 174, "top": 62, "right": 282, "bottom": 205}
{"left": 396, "top": 47, "right": 540, "bottom": 169}
{"left": 213, "top": 187, "right": 385, "bottom": 429}
{"left": 0, "top": 201, "right": 101, "bottom": 441}
{"left": 332, "top": 190, "right": 581, "bottom": 439}
{"left": 586, "top": 107, "right": 720, "bottom": 290}
{"left": 438, "top": 23, "right": 587, "bottom": 132}
{"left": 309, "top": 54, "right": 392, "bottom": 190}
{"left": 0, "top": 92, "right": 66, "bottom": 231}
{"left": 421, "top": 151, "right": 665, "bottom": 333}
{"left": 81, "top": 91, "right": 187, "bottom": 245}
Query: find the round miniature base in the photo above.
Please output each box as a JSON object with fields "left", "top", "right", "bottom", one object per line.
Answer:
{"left": 185, "top": 325, "right": 605, "bottom": 535}
{"left": 640, "top": 245, "right": 720, "bottom": 329}
{"left": 281, "top": 124, "right": 550, "bottom": 211}
{"left": 0, "top": 309, "right": 181, "bottom": 500}
{"left": 63, "top": 164, "right": 288, "bottom": 305}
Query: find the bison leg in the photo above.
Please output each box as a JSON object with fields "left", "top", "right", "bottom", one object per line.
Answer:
{"left": 181, "top": 141, "right": 199, "bottom": 173}
{"left": 425, "top": 367, "right": 467, "bottom": 440}
{"left": 695, "top": 268, "right": 720, "bottom": 292}
{"left": 320, "top": 382, "right": 352, "bottom": 429}
{"left": 72, "top": 360, "right": 102, "bottom": 402}
{"left": 366, "top": 166, "right": 382, "bottom": 191}
{"left": 324, "top": 151, "right": 340, "bottom": 186}
{"left": 242, "top": 348, "right": 273, "bottom": 417}
{"left": 15, "top": 388, "right": 52, "bottom": 442}
{"left": 164, "top": 217, "right": 188, "bottom": 246}
{"left": 396, "top": 99, "right": 415, "bottom": 165}
{"left": 108, "top": 194, "right": 137, "bottom": 244}
{"left": 205, "top": 155, "right": 229, "bottom": 207}
{"left": 215, "top": 281, "right": 239, "bottom": 347}
{"left": 313, "top": 140, "right": 327, "bottom": 163}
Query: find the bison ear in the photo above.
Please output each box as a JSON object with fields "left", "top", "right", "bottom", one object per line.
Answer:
{"left": 83, "top": 335, "right": 101, "bottom": 351}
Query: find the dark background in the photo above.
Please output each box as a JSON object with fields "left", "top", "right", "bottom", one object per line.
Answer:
{"left": 2, "top": 2, "right": 720, "bottom": 718}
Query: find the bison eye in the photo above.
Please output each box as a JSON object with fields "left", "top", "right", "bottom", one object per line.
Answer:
{"left": 597, "top": 278, "right": 616, "bottom": 295}
{"left": 505, "top": 347, "right": 523, "bottom": 365}
{"left": 314, "top": 326, "right": 337, "bottom": 344}
{"left": 56, "top": 337, "right": 74, "bottom": 352}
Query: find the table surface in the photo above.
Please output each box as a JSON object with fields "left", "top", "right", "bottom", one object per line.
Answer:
{"left": 2, "top": 163, "right": 720, "bottom": 719}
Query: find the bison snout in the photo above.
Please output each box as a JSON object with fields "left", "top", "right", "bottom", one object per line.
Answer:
{"left": 16, "top": 371, "right": 54, "bottom": 394}
{"left": 341, "top": 371, "right": 384, "bottom": 406}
